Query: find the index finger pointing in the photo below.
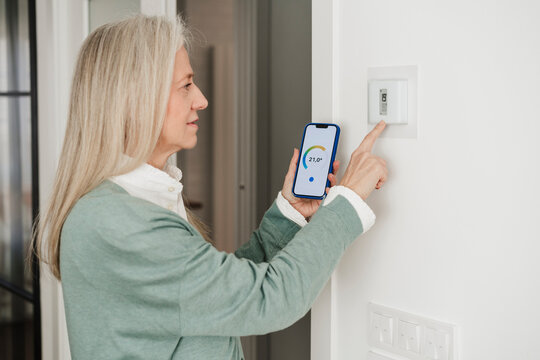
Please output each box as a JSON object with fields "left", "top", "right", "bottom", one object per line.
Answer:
{"left": 357, "top": 120, "right": 386, "bottom": 153}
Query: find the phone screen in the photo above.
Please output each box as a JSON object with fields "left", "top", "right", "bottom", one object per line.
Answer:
{"left": 293, "top": 124, "right": 339, "bottom": 198}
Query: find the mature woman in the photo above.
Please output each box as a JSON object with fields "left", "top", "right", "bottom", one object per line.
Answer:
{"left": 34, "top": 15, "right": 387, "bottom": 359}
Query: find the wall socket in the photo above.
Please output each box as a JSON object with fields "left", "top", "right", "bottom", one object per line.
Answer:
{"left": 368, "top": 302, "right": 458, "bottom": 360}
{"left": 370, "top": 311, "right": 394, "bottom": 346}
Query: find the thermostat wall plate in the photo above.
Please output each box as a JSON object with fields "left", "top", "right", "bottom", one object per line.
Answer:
{"left": 368, "top": 79, "right": 408, "bottom": 125}
{"left": 367, "top": 66, "right": 418, "bottom": 139}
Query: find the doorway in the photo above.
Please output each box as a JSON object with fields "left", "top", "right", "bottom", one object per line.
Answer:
{"left": 177, "top": 0, "right": 312, "bottom": 359}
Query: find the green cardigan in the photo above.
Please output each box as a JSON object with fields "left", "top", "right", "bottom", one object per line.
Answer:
{"left": 60, "top": 180, "right": 365, "bottom": 359}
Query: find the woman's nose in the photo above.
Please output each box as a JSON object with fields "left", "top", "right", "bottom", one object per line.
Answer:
{"left": 193, "top": 85, "right": 209, "bottom": 110}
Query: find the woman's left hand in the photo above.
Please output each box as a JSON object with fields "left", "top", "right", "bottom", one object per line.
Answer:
{"left": 281, "top": 148, "right": 340, "bottom": 220}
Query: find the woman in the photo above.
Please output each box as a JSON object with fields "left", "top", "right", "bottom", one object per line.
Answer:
{"left": 34, "top": 15, "right": 388, "bottom": 359}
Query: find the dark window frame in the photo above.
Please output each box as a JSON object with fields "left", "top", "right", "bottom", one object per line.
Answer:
{"left": 0, "top": 0, "right": 41, "bottom": 358}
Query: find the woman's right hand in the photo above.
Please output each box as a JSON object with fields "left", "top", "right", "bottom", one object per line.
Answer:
{"left": 336, "top": 120, "right": 388, "bottom": 200}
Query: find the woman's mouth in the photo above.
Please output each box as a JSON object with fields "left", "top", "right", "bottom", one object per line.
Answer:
{"left": 187, "top": 119, "right": 199, "bottom": 127}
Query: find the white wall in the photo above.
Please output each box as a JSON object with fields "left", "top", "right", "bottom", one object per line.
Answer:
{"left": 331, "top": 0, "right": 540, "bottom": 359}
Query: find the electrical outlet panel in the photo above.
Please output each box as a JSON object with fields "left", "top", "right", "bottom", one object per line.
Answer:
{"left": 398, "top": 319, "right": 421, "bottom": 354}
{"left": 368, "top": 302, "right": 458, "bottom": 360}
{"left": 370, "top": 311, "right": 394, "bottom": 346}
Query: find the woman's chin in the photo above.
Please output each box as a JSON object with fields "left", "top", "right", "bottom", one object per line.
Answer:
{"left": 182, "top": 138, "right": 197, "bottom": 150}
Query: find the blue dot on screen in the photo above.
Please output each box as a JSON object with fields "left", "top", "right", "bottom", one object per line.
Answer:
{"left": 309, "top": 177, "right": 314, "bottom": 182}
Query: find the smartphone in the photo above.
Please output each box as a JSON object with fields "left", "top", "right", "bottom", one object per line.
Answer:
{"left": 292, "top": 123, "right": 340, "bottom": 199}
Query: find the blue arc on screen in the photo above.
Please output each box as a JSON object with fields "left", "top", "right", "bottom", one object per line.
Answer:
{"left": 302, "top": 145, "right": 326, "bottom": 169}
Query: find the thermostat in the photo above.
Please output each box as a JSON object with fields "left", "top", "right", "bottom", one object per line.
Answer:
{"left": 368, "top": 80, "right": 408, "bottom": 125}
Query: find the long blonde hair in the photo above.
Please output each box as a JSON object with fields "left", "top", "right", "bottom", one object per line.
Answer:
{"left": 32, "top": 14, "right": 212, "bottom": 280}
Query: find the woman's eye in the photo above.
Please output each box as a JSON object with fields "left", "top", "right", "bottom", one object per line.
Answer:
{"left": 183, "top": 83, "right": 192, "bottom": 90}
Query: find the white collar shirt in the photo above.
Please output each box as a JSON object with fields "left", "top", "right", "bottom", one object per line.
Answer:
{"left": 107, "top": 160, "right": 376, "bottom": 233}
{"left": 107, "top": 157, "right": 381, "bottom": 234}
{"left": 109, "top": 162, "right": 189, "bottom": 222}
{"left": 107, "top": 159, "right": 312, "bottom": 229}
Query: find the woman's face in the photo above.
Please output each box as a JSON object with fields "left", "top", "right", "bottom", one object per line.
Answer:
{"left": 158, "top": 46, "right": 208, "bottom": 153}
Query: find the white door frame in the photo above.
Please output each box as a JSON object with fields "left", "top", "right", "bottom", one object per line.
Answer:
{"left": 310, "top": 0, "right": 339, "bottom": 359}
{"left": 36, "top": 2, "right": 176, "bottom": 359}
{"left": 37, "top": 2, "right": 88, "bottom": 358}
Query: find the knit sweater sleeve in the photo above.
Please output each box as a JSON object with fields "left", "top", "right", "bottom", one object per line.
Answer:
{"left": 234, "top": 197, "right": 302, "bottom": 263}
{"left": 234, "top": 186, "right": 376, "bottom": 264}
{"left": 61, "top": 185, "right": 367, "bottom": 341}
